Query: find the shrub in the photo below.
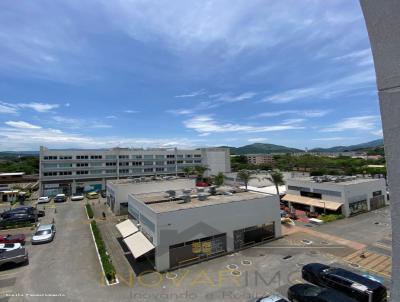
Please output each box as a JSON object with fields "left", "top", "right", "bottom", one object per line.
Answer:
{"left": 85, "top": 203, "right": 94, "bottom": 219}
{"left": 90, "top": 220, "right": 116, "bottom": 282}
{"left": 320, "top": 214, "right": 344, "bottom": 223}
{"left": 0, "top": 220, "right": 33, "bottom": 230}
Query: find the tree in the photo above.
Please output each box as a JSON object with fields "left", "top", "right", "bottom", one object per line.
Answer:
{"left": 237, "top": 170, "right": 253, "bottom": 191}
{"left": 213, "top": 172, "right": 225, "bottom": 186}
{"left": 193, "top": 165, "right": 209, "bottom": 181}
{"left": 260, "top": 170, "right": 285, "bottom": 199}
{"left": 182, "top": 167, "right": 193, "bottom": 178}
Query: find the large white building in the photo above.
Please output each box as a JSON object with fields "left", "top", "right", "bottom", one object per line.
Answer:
{"left": 283, "top": 175, "right": 387, "bottom": 217}
{"left": 39, "top": 146, "right": 230, "bottom": 196}
{"left": 114, "top": 179, "right": 281, "bottom": 272}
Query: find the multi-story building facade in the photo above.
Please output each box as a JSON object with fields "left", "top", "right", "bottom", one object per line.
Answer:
{"left": 245, "top": 154, "right": 275, "bottom": 165}
{"left": 39, "top": 146, "right": 230, "bottom": 196}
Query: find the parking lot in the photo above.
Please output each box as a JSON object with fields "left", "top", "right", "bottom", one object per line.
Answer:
{"left": 0, "top": 200, "right": 392, "bottom": 302}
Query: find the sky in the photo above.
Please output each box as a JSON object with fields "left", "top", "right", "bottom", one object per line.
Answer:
{"left": 0, "top": 0, "right": 383, "bottom": 151}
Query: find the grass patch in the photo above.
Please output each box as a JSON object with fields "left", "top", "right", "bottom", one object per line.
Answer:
{"left": 320, "top": 214, "right": 345, "bottom": 223}
{"left": 85, "top": 203, "right": 94, "bottom": 219}
{"left": 90, "top": 220, "right": 116, "bottom": 283}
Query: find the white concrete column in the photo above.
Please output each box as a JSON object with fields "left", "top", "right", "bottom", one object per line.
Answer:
{"left": 360, "top": 1, "right": 400, "bottom": 300}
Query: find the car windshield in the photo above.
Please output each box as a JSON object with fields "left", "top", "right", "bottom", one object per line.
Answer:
{"left": 303, "top": 287, "right": 323, "bottom": 296}
{"left": 35, "top": 230, "right": 51, "bottom": 236}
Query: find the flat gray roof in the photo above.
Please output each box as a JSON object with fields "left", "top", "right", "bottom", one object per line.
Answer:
{"left": 290, "top": 177, "right": 384, "bottom": 186}
{"left": 132, "top": 190, "right": 271, "bottom": 213}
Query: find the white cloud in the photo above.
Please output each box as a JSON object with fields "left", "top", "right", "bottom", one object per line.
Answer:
{"left": 105, "top": 115, "right": 117, "bottom": 119}
{"left": 311, "top": 137, "right": 355, "bottom": 141}
{"left": 5, "top": 121, "right": 41, "bottom": 129}
{"left": 18, "top": 102, "right": 60, "bottom": 112}
{"left": 252, "top": 110, "right": 330, "bottom": 119}
{"left": 321, "top": 115, "right": 381, "bottom": 132}
{"left": 248, "top": 137, "right": 268, "bottom": 143}
{"left": 263, "top": 70, "right": 375, "bottom": 103}
{"left": 333, "top": 49, "right": 373, "bottom": 66}
{"left": 124, "top": 110, "right": 139, "bottom": 114}
{"left": 52, "top": 116, "right": 112, "bottom": 129}
{"left": 0, "top": 102, "right": 18, "bottom": 114}
{"left": 371, "top": 129, "right": 383, "bottom": 136}
{"left": 281, "top": 118, "right": 306, "bottom": 125}
{"left": 166, "top": 109, "right": 194, "bottom": 115}
{"left": 175, "top": 89, "right": 206, "bottom": 98}
{"left": 210, "top": 92, "right": 257, "bottom": 103}
{"left": 183, "top": 115, "right": 303, "bottom": 134}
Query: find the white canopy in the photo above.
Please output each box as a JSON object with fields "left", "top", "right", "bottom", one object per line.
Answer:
{"left": 115, "top": 219, "right": 138, "bottom": 238}
{"left": 123, "top": 231, "right": 155, "bottom": 259}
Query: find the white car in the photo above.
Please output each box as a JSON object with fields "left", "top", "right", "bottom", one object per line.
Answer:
{"left": 71, "top": 195, "right": 84, "bottom": 201}
{"left": 31, "top": 224, "right": 56, "bottom": 244}
{"left": 0, "top": 243, "right": 22, "bottom": 253}
{"left": 37, "top": 196, "right": 50, "bottom": 204}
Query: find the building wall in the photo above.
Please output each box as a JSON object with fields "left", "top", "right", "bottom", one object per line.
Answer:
{"left": 286, "top": 178, "right": 387, "bottom": 217}
{"left": 39, "top": 146, "right": 230, "bottom": 195}
{"left": 128, "top": 193, "right": 281, "bottom": 271}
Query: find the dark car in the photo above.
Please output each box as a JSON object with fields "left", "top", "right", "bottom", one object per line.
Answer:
{"left": 0, "top": 248, "right": 29, "bottom": 268}
{"left": 288, "top": 284, "right": 357, "bottom": 302}
{"left": 302, "top": 263, "right": 387, "bottom": 302}
{"left": 0, "top": 234, "right": 26, "bottom": 245}
{"left": 54, "top": 194, "right": 67, "bottom": 203}
{"left": 0, "top": 207, "right": 37, "bottom": 223}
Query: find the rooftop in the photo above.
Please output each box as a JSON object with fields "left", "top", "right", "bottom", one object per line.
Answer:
{"left": 290, "top": 175, "right": 385, "bottom": 185}
{"left": 131, "top": 188, "right": 270, "bottom": 213}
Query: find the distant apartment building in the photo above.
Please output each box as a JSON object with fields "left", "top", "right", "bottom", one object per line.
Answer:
{"left": 283, "top": 175, "right": 387, "bottom": 217}
{"left": 39, "top": 146, "right": 230, "bottom": 196}
{"left": 245, "top": 154, "right": 275, "bottom": 165}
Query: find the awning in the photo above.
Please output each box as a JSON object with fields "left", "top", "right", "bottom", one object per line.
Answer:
{"left": 116, "top": 219, "right": 139, "bottom": 238}
{"left": 282, "top": 194, "right": 343, "bottom": 211}
{"left": 123, "top": 231, "right": 155, "bottom": 259}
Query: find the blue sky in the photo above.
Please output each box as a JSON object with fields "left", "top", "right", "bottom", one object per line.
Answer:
{"left": 0, "top": 0, "right": 383, "bottom": 150}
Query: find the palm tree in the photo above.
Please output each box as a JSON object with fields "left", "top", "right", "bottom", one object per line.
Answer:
{"left": 182, "top": 167, "right": 193, "bottom": 178}
{"left": 213, "top": 172, "right": 225, "bottom": 187}
{"left": 237, "top": 170, "right": 253, "bottom": 191}
{"left": 262, "top": 170, "right": 285, "bottom": 199}
{"left": 193, "top": 165, "right": 209, "bottom": 181}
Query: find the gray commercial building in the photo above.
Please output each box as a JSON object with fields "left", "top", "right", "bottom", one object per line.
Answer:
{"left": 283, "top": 176, "right": 387, "bottom": 217}
{"left": 39, "top": 146, "right": 230, "bottom": 196}
{"left": 114, "top": 180, "right": 281, "bottom": 272}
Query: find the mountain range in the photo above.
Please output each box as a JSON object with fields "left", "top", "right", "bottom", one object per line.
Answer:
{"left": 224, "top": 139, "right": 384, "bottom": 155}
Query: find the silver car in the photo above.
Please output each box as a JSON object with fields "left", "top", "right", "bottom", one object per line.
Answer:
{"left": 255, "top": 294, "right": 289, "bottom": 302}
{"left": 31, "top": 224, "right": 56, "bottom": 244}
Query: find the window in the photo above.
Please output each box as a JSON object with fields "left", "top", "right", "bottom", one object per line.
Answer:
{"left": 155, "top": 155, "right": 165, "bottom": 159}
{"left": 144, "top": 161, "right": 153, "bottom": 166}
{"left": 177, "top": 160, "right": 183, "bottom": 164}
{"left": 186, "top": 154, "right": 192, "bottom": 158}
{"left": 313, "top": 189, "right": 342, "bottom": 197}
{"left": 140, "top": 214, "right": 155, "bottom": 232}
{"left": 194, "top": 154, "right": 201, "bottom": 158}
{"left": 185, "top": 160, "right": 193, "bottom": 164}
{"left": 43, "top": 163, "right": 58, "bottom": 168}
{"left": 106, "top": 162, "right": 116, "bottom": 166}
{"left": 132, "top": 168, "right": 143, "bottom": 173}
{"left": 76, "top": 170, "right": 89, "bottom": 175}
{"left": 132, "top": 161, "right": 142, "bottom": 166}
{"left": 177, "top": 154, "right": 184, "bottom": 158}
{"left": 119, "top": 169, "right": 129, "bottom": 174}
{"left": 119, "top": 155, "right": 129, "bottom": 159}
{"left": 156, "top": 167, "right": 164, "bottom": 172}
{"left": 91, "top": 170, "right": 103, "bottom": 174}
{"left": 167, "top": 161, "right": 175, "bottom": 165}
{"left": 90, "top": 155, "right": 102, "bottom": 159}
{"left": 194, "top": 160, "right": 202, "bottom": 163}
{"left": 59, "top": 156, "right": 72, "bottom": 160}
{"left": 90, "top": 162, "right": 102, "bottom": 167}
{"left": 167, "top": 167, "right": 176, "bottom": 172}
{"left": 288, "top": 185, "right": 311, "bottom": 192}
{"left": 105, "top": 155, "right": 116, "bottom": 160}
{"left": 144, "top": 155, "right": 154, "bottom": 159}
{"left": 133, "top": 155, "right": 142, "bottom": 159}
{"left": 76, "top": 163, "right": 88, "bottom": 167}
{"left": 76, "top": 155, "right": 89, "bottom": 159}
{"left": 43, "top": 156, "right": 57, "bottom": 160}
{"left": 59, "top": 163, "right": 72, "bottom": 168}
{"left": 119, "top": 162, "right": 129, "bottom": 166}
{"left": 166, "top": 154, "right": 175, "bottom": 158}
{"left": 373, "top": 190, "right": 382, "bottom": 197}
{"left": 43, "top": 172, "right": 57, "bottom": 176}
{"left": 59, "top": 171, "right": 72, "bottom": 176}
{"left": 144, "top": 168, "right": 153, "bottom": 172}
{"left": 155, "top": 161, "right": 164, "bottom": 165}
{"left": 105, "top": 169, "right": 117, "bottom": 174}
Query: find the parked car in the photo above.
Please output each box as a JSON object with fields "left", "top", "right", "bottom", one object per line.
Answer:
{"left": 31, "top": 224, "right": 56, "bottom": 244}
{"left": 0, "top": 248, "right": 29, "bottom": 268}
{"left": 302, "top": 263, "right": 388, "bottom": 302}
{"left": 0, "top": 207, "right": 37, "bottom": 223}
{"left": 86, "top": 192, "right": 99, "bottom": 199}
{"left": 37, "top": 196, "right": 50, "bottom": 204}
{"left": 288, "top": 284, "right": 357, "bottom": 302}
{"left": 0, "top": 234, "right": 26, "bottom": 245}
{"left": 255, "top": 294, "right": 289, "bottom": 302}
{"left": 71, "top": 195, "right": 84, "bottom": 201}
{"left": 0, "top": 243, "right": 22, "bottom": 253}
{"left": 54, "top": 194, "right": 66, "bottom": 203}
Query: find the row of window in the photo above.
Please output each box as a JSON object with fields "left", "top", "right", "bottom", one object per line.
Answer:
{"left": 43, "top": 154, "right": 202, "bottom": 160}
{"left": 42, "top": 167, "right": 183, "bottom": 177}
{"left": 288, "top": 185, "right": 342, "bottom": 197}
